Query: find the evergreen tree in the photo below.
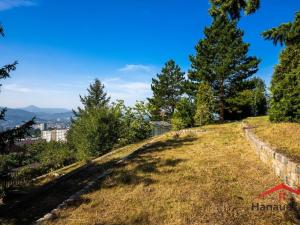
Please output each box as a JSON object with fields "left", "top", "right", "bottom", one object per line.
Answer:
{"left": 75, "top": 79, "right": 110, "bottom": 116}
{"left": 0, "top": 25, "right": 34, "bottom": 152}
{"left": 189, "top": 16, "right": 260, "bottom": 122}
{"left": 224, "top": 78, "right": 267, "bottom": 119}
{"left": 194, "top": 82, "right": 215, "bottom": 126}
{"left": 148, "top": 60, "right": 185, "bottom": 121}
{"left": 251, "top": 77, "right": 268, "bottom": 116}
{"left": 262, "top": 12, "right": 300, "bottom": 122}
{"left": 209, "top": 0, "right": 260, "bottom": 20}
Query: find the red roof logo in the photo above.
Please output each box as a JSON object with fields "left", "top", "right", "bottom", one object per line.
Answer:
{"left": 259, "top": 183, "right": 300, "bottom": 199}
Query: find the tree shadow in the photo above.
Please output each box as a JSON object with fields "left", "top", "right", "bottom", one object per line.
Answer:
{"left": 0, "top": 159, "right": 118, "bottom": 225}
{"left": 0, "top": 135, "right": 195, "bottom": 225}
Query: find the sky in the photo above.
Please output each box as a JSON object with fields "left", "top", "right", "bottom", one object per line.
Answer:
{"left": 0, "top": 0, "right": 299, "bottom": 109}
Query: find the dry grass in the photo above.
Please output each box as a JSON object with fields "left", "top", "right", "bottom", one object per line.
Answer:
{"left": 245, "top": 116, "right": 300, "bottom": 162}
{"left": 45, "top": 122, "right": 296, "bottom": 225}
{"left": 0, "top": 136, "right": 164, "bottom": 225}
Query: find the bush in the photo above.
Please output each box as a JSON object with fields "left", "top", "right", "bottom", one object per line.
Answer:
{"left": 36, "top": 141, "right": 74, "bottom": 168}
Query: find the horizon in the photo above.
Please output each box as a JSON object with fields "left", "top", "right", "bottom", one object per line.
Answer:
{"left": 0, "top": 0, "right": 299, "bottom": 108}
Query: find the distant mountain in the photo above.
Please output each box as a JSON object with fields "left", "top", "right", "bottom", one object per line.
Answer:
{"left": 0, "top": 106, "right": 73, "bottom": 129}
{"left": 1, "top": 108, "right": 36, "bottom": 123}
{"left": 20, "top": 105, "right": 71, "bottom": 114}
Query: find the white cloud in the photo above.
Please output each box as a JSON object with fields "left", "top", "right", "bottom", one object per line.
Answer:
{"left": 3, "top": 83, "right": 32, "bottom": 93}
{"left": 103, "top": 78, "right": 151, "bottom": 105}
{"left": 118, "top": 64, "right": 153, "bottom": 73}
{"left": 3, "top": 83, "right": 66, "bottom": 94}
{"left": 0, "top": 0, "right": 36, "bottom": 11}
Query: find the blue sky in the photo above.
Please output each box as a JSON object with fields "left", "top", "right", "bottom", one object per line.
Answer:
{"left": 0, "top": 0, "right": 299, "bottom": 109}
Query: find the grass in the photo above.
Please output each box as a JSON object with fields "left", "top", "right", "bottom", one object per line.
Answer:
{"left": 0, "top": 135, "right": 165, "bottom": 225}
{"left": 244, "top": 116, "right": 300, "bottom": 162}
{"left": 44, "top": 122, "right": 298, "bottom": 225}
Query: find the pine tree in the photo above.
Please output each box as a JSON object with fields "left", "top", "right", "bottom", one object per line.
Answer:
{"left": 262, "top": 12, "right": 300, "bottom": 122}
{"left": 148, "top": 60, "right": 185, "bottom": 121}
{"left": 74, "top": 79, "right": 110, "bottom": 116}
{"left": 209, "top": 0, "right": 260, "bottom": 20}
{"left": 0, "top": 25, "right": 34, "bottom": 152}
{"left": 189, "top": 16, "right": 260, "bottom": 122}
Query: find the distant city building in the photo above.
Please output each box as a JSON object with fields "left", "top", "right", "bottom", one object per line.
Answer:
{"left": 33, "top": 123, "right": 47, "bottom": 131}
{"left": 150, "top": 121, "right": 172, "bottom": 136}
{"left": 41, "top": 129, "right": 68, "bottom": 142}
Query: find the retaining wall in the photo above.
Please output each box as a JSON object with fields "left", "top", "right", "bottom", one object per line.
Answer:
{"left": 243, "top": 124, "right": 300, "bottom": 190}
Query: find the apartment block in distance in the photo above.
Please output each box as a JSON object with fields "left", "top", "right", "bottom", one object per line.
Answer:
{"left": 42, "top": 129, "right": 68, "bottom": 142}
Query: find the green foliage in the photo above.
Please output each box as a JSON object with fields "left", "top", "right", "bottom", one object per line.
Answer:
{"left": 69, "top": 79, "right": 153, "bottom": 160}
{"left": 262, "top": 12, "right": 300, "bottom": 46}
{"left": 171, "top": 98, "right": 195, "bottom": 130}
{"left": 189, "top": 16, "right": 260, "bottom": 121}
{"left": 194, "top": 83, "right": 215, "bottom": 126}
{"left": 0, "top": 141, "right": 73, "bottom": 186}
{"left": 269, "top": 65, "right": 300, "bottom": 122}
{"left": 75, "top": 79, "right": 110, "bottom": 116}
{"left": 0, "top": 25, "right": 34, "bottom": 153}
{"left": 225, "top": 77, "right": 267, "bottom": 119}
{"left": 263, "top": 12, "right": 300, "bottom": 122}
{"left": 251, "top": 78, "right": 268, "bottom": 116}
{"left": 68, "top": 106, "right": 122, "bottom": 160}
{"left": 118, "top": 101, "right": 152, "bottom": 146}
{"left": 0, "top": 153, "right": 19, "bottom": 173}
{"left": 33, "top": 141, "right": 74, "bottom": 168}
{"left": 209, "top": 0, "right": 260, "bottom": 20}
{"left": 148, "top": 60, "right": 185, "bottom": 121}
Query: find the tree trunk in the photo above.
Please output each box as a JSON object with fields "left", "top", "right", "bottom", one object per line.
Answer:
{"left": 219, "top": 80, "right": 225, "bottom": 122}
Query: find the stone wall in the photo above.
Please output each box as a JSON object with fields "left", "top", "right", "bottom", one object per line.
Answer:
{"left": 243, "top": 124, "right": 300, "bottom": 190}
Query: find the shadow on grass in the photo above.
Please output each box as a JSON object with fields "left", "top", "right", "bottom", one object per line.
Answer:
{"left": 47, "top": 136, "right": 195, "bottom": 223}
{"left": 0, "top": 136, "right": 195, "bottom": 225}
{"left": 285, "top": 197, "right": 300, "bottom": 223}
{"left": 0, "top": 159, "right": 118, "bottom": 225}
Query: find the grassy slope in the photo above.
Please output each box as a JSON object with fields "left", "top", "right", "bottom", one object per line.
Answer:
{"left": 245, "top": 116, "right": 300, "bottom": 162}
{"left": 45, "top": 122, "right": 296, "bottom": 225}
{"left": 0, "top": 136, "right": 164, "bottom": 225}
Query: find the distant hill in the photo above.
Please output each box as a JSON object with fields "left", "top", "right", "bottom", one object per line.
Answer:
{"left": 0, "top": 106, "right": 73, "bottom": 129}
{"left": 20, "top": 105, "right": 71, "bottom": 114}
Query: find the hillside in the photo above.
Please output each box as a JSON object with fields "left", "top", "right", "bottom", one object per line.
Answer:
{"left": 1, "top": 120, "right": 299, "bottom": 225}
{"left": 40, "top": 122, "right": 297, "bottom": 225}
{"left": 244, "top": 116, "right": 300, "bottom": 162}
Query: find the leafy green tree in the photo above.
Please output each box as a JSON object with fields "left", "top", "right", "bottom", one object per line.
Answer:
{"left": 188, "top": 16, "right": 260, "bottom": 122}
{"left": 36, "top": 141, "right": 74, "bottom": 168}
{"left": 0, "top": 25, "right": 34, "bottom": 152}
{"left": 148, "top": 60, "right": 185, "bottom": 121}
{"left": 262, "top": 12, "right": 300, "bottom": 122}
{"left": 74, "top": 79, "right": 110, "bottom": 116}
{"left": 209, "top": 0, "right": 260, "bottom": 20}
{"left": 117, "top": 101, "right": 152, "bottom": 146}
{"left": 68, "top": 106, "right": 122, "bottom": 160}
{"left": 194, "top": 83, "right": 215, "bottom": 126}
{"left": 171, "top": 98, "right": 195, "bottom": 130}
